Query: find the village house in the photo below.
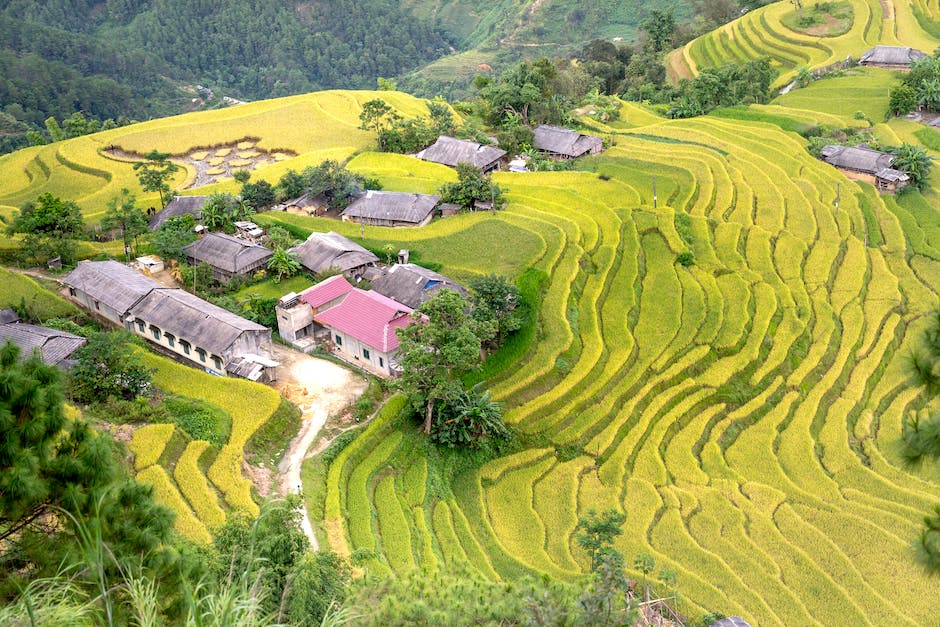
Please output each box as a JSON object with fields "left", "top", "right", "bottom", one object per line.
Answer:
{"left": 533, "top": 125, "right": 604, "bottom": 159}
{"left": 0, "top": 308, "right": 86, "bottom": 368}
{"left": 288, "top": 231, "right": 379, "bottom": 279}
{"left": 181, "top": 232, "right": 273, "bottom": 283}
{"left": 341, "top": 190, "right": 439, "bottom": 227}
{"left": 275, "top": 191, "right": 329, "bottom": 217}
{"left": 63, "top": 260, "right": 276, "bottom": 380}
{"left": 275, "top": 275, "right": 356, "bottom": 347}
{"left": 149, "top": 195, "right": 209, "bottom": 229}
{"left": 416, "top": 136, "right": 507, "bottom": 173}
{"left": 819, "top": 144, "right": 910, "bottom": 193}
{"left": 370, "top": 263, "right": 467, "bottom": 310}
{"left": 858, "top": 45, "right": 928, "bottom": 70}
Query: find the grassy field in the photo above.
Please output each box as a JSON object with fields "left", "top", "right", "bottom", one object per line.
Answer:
{"left": 670, "top": 0, "right": 940, "bottom": 87}
{"left": 317, "top": 98, "right": 940, "bottom": 623}
{"left": 0, "top": 268, "right": 78, "bottom": 319}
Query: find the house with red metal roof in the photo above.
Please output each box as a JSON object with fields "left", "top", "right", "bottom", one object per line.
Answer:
{"left": 314, "top": 288, "right": 415, "bottom": 376}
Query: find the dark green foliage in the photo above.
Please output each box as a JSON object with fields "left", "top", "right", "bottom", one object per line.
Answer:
{"left": 575, "top": 508, "right": 626, "bottom": 572}
{"left": 276, "top": 169, "right": 308, "bottom": 201}
{"left": 163, "top": 396, "right": 231, "bottom": 447}
{"left": 245, "top": 398, "right": 302, "bottom": 468}
{"left": 677, "top": 251, "right": 695, "bottom": 266}
{"left": 101, "top": 188, "right": 149, "bottom": 261}
{"left": 885, "top": 143, "right": 934, "bottom": 190}
{"left": 641, "top": 9, "right": 678, "bottom": 53}
{"left": 268, "top": 247, "right": 302, "bottom": 282}
{"left": 439, "top": 162, "right": 506, "bottom": 211}
{"left": 469, "top": 273, "right": 524, "bottom": 349}
{"left": 133, "top": 149, "right": 179, "bottom": 209}
{"left": 278, "top": 160, "right": 369, "bottom": 210}
{"left": 200, "top": 191, "right": 255, "bottom": 233}
{"left": 495, "top": 124, "right": 535, "bottom": 156}
{"left": 68, "top": 331, "right": 153, "bottom": 403}
{"left": 669, "top": 58, "right": 777, "bottom": 118}
{"left": 151, "top": 214, "right": 198, "bottom": 262}
{"left": 474, "top": 58, "right": 571, "bottom": 127}
{"left": 241, "top": 179, "right": 276, "bottom": 209}
{"left": 898, "top": 56, "right": 940, "bottom": 114}
{"left": 5, "top": 192, "right": 84, "bottom": 265}
{"left": 431, "top": 388, "right": 510, "bottom": 448}
{"left": 286, "top": 551, "right": 352, "bottom": 625}
{"left": 889, "top": 84, "right": 919, "bottom": 117}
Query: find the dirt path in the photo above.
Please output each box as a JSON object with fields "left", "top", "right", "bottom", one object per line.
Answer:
{"left": 269, "top": 346, "right": 368, "bottom": 550}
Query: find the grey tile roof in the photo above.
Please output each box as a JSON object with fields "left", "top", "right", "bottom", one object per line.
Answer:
{"left": 0, "top": 308, "right": 19, "bottom": 324}
{"left": 181, "top": 232, "right": 273, "bottom": 274}
{"left": 415, "top": 136, "right": 507, "bottom": 169}
{"left": 64, "top": 260, "right": 164, "bottom": 314}
{"left": 710, "top": 617, "right": 752, "bottom": 627}
{"left": 0, "top": 322, "right": 86, "bottom": 366}
{"left": 129, "top": 288, "right": 267, "bottom": 355}
{"left": 341, "top": 191, "right": 439, "bottom": 225}
{"left": 370, "top": 264, "right": 467, "bottom": 310}
{"left": 289, "top": 231, "right": 378, "bottom": 274}
{"left": 149, "top": 195, "right": 209, "bottom": 229}
{"left": 533, "top": 125, "right": 603, "bottom": 157}
{"left": 859, "top": 46, "right": 928, "bottom": 65}
{"left": 820, "top": 145, "right": 907, "bottom": 180}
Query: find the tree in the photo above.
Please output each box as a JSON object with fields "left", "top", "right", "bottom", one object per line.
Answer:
{"left": 151, "top": 214, "right": 198, "bottom": 262}
{"left": 287, "top": 551, "right": 352, "bottom": 625}
{"left": 431, "top": 388, "right": 509, "bottom": 448}
{"left": 265, "top": 226, "right": 299, "bottom": 251}
{"left": 101, "top": 189, "right": 148, "bottom": 261}
{"left": 232, "top": 169, "right": 251, "bottom": 184}
{"left": 267, "top": 247, "right": 302, "bottom": 282}
{"left": 359, "top": 98, "right": 399, "bottom": 150}
{"left": 276, "top": 169, "right": 307, "bottom": 201}
{"left": 5, "top": 192, "right": 85, "bottom": 265}
{"left": 241, "top": 179, "right": 276, "bottom": 209}
{"left": 395, "top": 289, "right": 493, "bottom": 435}
{"left": 887, "top": 143, "right": 934, "bottom": 190}
{"left": 575, "top": 509, "right": 626, "bottom": 572}
{"left": 634, "top": 553, "right": 656, "bottom": 604}
{"left": 201, "top": 191, "right": 255, "bottom": 232}
{"left": 889, "top": 84, "right": 919, "bottom": 116}
{"left": 640, "top": 10, "right": 677, "bottom": 54}
{"left": 469, "top": 274, "right": 524, "bottom": 349}
{"left": 439, "top": 162, "right": 506, "bottom": 212}
{"left": 133, "top": 149, "right": 179, "bottom": 209}
{"left": 68, "top": 332, "right": 153, "bottom": 403}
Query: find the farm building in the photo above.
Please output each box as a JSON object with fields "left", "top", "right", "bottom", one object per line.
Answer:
{"left": 276, "top": 191, "right": 329, "bottom": 216}
{"left": 275, "top": 275, "right": 356, "bottom": 346}
{"left": 126, "top": 288, "right": 273, "bottom": 379}
{"left": 314, "top": 288, "right": 415, "bottom": 376}
{"left": 371, "top": 264, "right": 467, "bottom": 310}
{"left": 858, "top": 46, "right": 928, "bottom": 70}
{"left": 0, "top": 308, "right": 86, "bottom": 368}
{"left": 819, "top": 145, "right": 910, "bottom": 192}
{"left": 288, "top": 231, "right": 378, "bottom": 278}
{"left": 416, "top": 136, "right": 507, "bottom": 173}
{"left": 533, "top": 125, "right": 604, "bottom": 159}
{"left": 182, "top": 232, "right": 273, "bottom": 282}
{"left": 63, "top": 260, "right": 276, "bottom": 380}
{"left": 64, "top": 260, "right": 164, "bottom": 326}
{"left": 341, "top": 190, "right": 439, "bottom": 227}
{"left": 149, "top": 195, "right": 209, "bottom": 229}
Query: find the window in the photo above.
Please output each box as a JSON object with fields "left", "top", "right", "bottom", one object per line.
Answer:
{"left": 150, "top": 325, "right": 161, "bottom": 340}
{"left": 212, "top": 356, "right": 222, "bottom": 370}
{"left": 196, "top": 348, "right": 206, "bottom": 363}
{"left": 94, "top": 300, "right": 100, "bottom": 311}
{"left": 334, "top": 334, "right": 342, "bottom": 346}
{"left": 379, "top": 357, "right": 384, "bottom": 368}
{"left": 137, "top": 320, "right": 145, "bottom": 333}
{"left": 165, "top": 333, "right": 175, "bottom": 348}
{"left": 68, "top": 287, "right": 76, "bottom": 297}
{"left": 363, "top": 348, "right": 370, "bottom": 360}
{"left": 180, "top": 340, "right": 191, "bottom": 355}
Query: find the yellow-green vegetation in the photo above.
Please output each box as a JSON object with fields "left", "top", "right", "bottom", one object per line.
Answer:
{"left": 671, "top": 0, "right": 940, "bottom": 87}
{"left": 0, "top": 268, "right": 78, "bottom": 319}
{"left": 174, "top": 440, "right": 227, "bottom": 530}
{"left": 141, "top": 352, "right": 281, "bottom": 517}
{"left": 320, "top": 93, "right": 940, "bottom": 623}
{"left": 137, "top": 465, "right": 211, "bottom": 543}
{"left": 128, "top": 423, "right": 175, "bottom": 471}
{"left": 0, "top": 90, "right": 434, "bottom": 219}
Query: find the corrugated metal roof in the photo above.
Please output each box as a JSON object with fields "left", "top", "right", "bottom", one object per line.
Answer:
{"left": 64, "top": 260, "right": 164, "bottom": 314}
{"left": 0, "top": 322, "right": 86, "bottom": 366}
{"left": 371, "top": 264, "right": 467, "bottom": 310}
{"left": 182, "top": 232, "right": 272, "bottom": 273}
{"left": 149, "top": 195, "right": 209, "bottom": 229}
{"left": 289, "top": 231, "right": 378, "bottom": 274}
{"left": 415, "top": 136, "right": 507, "bottom": 169}
{"left": 341, "top": 191, "right": 439, "bottom": 224}
{"left": 129, "top": 288, "right": 267, "bottom": 355}
{"left": 820, "top": 145, "right": 898, "bottom": 176}
{"left": 300, "top": 275, "right": 356, "bottom": 309}
{"left": 533, "top": 125, "right": 603, "bottom": 157}
{"left": 859, "top": 46, "right": 928, "bottom": 65}
{"left": 315, "top": 289, "right": 413, "bottom": 353}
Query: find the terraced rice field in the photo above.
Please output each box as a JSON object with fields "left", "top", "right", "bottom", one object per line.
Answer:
{"left": 322, "top": 113, "right": 940, "bottom": 623}
{"left": 669, "top": 0, "right": 940, "bottom": 87}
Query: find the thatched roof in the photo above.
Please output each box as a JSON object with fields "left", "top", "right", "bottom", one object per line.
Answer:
{"left": 415, "top": 136, "right": 507, "bottom": 169}
{"left": 182, "top": 232, "right": 272, "bottom": 273}
{"left": 149, "top": 196, "right": 209, "bottom": 229}
{"left": 0, "top": 322, "right": 86, "bottom": 367}
{"left": 289, "top": 231, "right": 378, "bottom": 274}
{"left": 64, "top": 260, "right": 164, "bottom": 314}
{"left": 819, "top": 145, "right": 908, "bottom": 181}
{"left": 129, "top": 288, "right": 267, "bottom": 355}
{"left": 859, "top": 46, "right": 928, "bottom": 66}
{"left": 533, "top": 125, "right": 603, "bottom": 157}
{"left": 371, "top": 264, "right": 467, "bottom": 310}
{"left": 341, "top": 191, "right": 439, "bottom": 225}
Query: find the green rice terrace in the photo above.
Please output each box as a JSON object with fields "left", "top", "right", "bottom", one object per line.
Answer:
{"left": 668, "top": 0, "right": 940, "bottom": 87}
{"left": 1, "top": 65, "right": 939, "bottom": 623}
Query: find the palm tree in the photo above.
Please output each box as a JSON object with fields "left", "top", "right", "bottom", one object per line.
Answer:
{"left": 888, "top": 143, "right": 934, "bottom": 190}
{"left": 267, "top": 247, "right": 301, "bottom": 282}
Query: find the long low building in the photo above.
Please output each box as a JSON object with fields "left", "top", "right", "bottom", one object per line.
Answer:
{"left": 0, "top": 308, "right": 86, "bottom": 368}
{"left": 182, "top": 232, "right": 273, "bottom": 283}
{"left": 819, "top": 144, "right": 909, "bottom": 193}
{"left": 340, "top": 190, "right": 439, "bottom": 227}
{"left": 64, "top": 260, "right": 275, "bottom": 380}
{"left": 288, "top": 231, "right": 378, "bottom": 278}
